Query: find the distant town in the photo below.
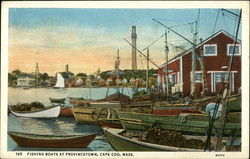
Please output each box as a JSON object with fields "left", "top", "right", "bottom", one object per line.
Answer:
{"left": 8, "top": 64, "right": 158, "bottom": 88}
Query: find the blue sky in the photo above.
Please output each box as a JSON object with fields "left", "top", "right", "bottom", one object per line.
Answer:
{"left": 9, "top": 8, "right": 241, "bottom": 74}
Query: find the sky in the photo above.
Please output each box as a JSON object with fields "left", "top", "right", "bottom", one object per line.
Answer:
{"left": 8, "top": 8, "right": 241, "bottom": 76}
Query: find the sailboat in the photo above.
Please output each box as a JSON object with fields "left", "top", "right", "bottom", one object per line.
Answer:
{"left": 54, "top": 73, "right": 65, "bottom": 89}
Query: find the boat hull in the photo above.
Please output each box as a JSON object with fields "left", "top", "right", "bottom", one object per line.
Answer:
{"left": 72, "top": 106, "right": 98, "bottom": 124}
{"left": 49, "top": 98, "right": 66, "bottom": 104}
{"left": 10, "top": 106, "right": 61, "bottom": 118}
{"left": 59, "top": 106, "right": 73, "bottom": 117}
{"left": 104, "top": 128, "right": 203, "bottom": 151}
{"left": 8, "top": 132, "right": 97, "bottom": 148}
{"left": 98, "top": 119, "right": 123, "bottom": 129}
{"left": 118, "top": 112, "right": 241, "bottom": 136}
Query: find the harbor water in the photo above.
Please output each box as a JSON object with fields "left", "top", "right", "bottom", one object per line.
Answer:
{"left": 7, "top": 87, "right": 140, "bottom": 151}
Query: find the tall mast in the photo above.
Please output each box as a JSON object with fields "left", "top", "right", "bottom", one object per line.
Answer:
{"left": 146, "top": 48, "right": 150, "bottom": 93}
{"left": 116, "top": 49, "right": 120, "bottom": 93}
{"left": 164, "top": 31, "right": 169, "bottom": 99}
{"left": 215, "top": 9, "right": 242, "bottom": 151}
{"left": 191, "top": 21, "right": 198, "bottom": 97}
{"left": 35, "top": 62, "right": 39, "bottom": 86}
{"left": 153, "top": 19, "right": 197, "bottom": 97}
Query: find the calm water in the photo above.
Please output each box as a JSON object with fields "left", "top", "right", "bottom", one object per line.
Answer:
{"left": 7, "top": 87, "right": 141, "bottom": 151}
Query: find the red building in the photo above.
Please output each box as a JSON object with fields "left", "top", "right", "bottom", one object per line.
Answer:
{"left": 158, "top": 30, "right": 241, "bottom": 97}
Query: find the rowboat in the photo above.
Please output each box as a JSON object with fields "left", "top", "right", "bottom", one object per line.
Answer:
{"left": 98, "top": 119, "right": 123, "bottom": 129}
{"left": 104, "top": 128, "right": 240, "bottom": 151}
{"left": 9, "top": 105, "right": 60, "bottom": 118}
{"left": 49, "top": 97, "right": 66, "bottom": 104}
{"left": 72, "top": 102, "right": 120, "bottom": 124}
{"left": 59, "top": 106, "right": 73, "bottom": 117}
{"left": 8, "top": 131, "right": 97, "bottom": 148}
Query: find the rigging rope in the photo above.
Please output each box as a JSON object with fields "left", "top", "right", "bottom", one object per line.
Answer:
{"left": 212, "top": 9, "right": 220, "bottom": 34}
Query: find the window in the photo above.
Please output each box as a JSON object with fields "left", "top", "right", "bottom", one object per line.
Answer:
{"left": 195, "top": 72, "right": 202, "bottom": 82}
{"left": 227, "top": 44, "right": 241, "bottom": 56}
{"left": 204, "top": 44, "right": 217, "bottom": 56}
{"left": 190, "top": 72, "right": 203, "bottom": 83}
{"left": 215, "top": 72, "right": 228, "bottom": 83}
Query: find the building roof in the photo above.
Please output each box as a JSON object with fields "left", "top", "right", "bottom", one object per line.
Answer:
{"left": 160, "top": 30, "right": 241, "bottom": 68}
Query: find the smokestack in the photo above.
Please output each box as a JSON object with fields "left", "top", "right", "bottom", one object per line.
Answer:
{"left": 65, "top": 64, "right": 69, "bottom": 72}
{"left": 131, "top": 26, "right": 137, "bottom": 70}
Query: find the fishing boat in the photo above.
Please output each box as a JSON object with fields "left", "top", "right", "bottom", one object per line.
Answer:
{"left": 104, "top": 128, "right": 240, "bottom": 151}
{"left": 69, "top": 97, "right": 86, "bottom": 105}
{"left": 72, "top": 102, "right": 121, "bottom": 124}
{"left": 69, "top": 92, "right": 130, "bottom": 105}
{"left": 8, "top": 131, "right": 97, "bottom": 148}
{"left": 49, "top": 97, "right": 66, "bottom": 104}
{"left": 59, "top": 106, "right": 73, "bottom": 117}
{"left": 54, "top": 73, "right": 65, "bottom": 89}
{"left": 98, "top": 119, "right": 123, "bottom": 129}
{"left": 118, "top": 111, "right": 241, "bottom": 136}
{"left": 9, "top": 105, "right": 61, "bottom": 118}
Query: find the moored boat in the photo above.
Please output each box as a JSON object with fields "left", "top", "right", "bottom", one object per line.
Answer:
{"left": 49, "top": 97, "right": 66, "bottom": 104}
{"left": 59, "top": 106, "right": 73, "bottom": 117}
{"left": 98, "top": 119, "right": 123, "bottom": 129}
{"left": 8, "top": 131, "right": 97, "bottom": 148}
{"left": 104, "top": 128, "right": 201, "bottom": 151}
{"left": 72, "top": 102, "right": 121, "bottom": 124}
{"left": 104, "top": 128, "right": 240, "bottom": 151}
{"left": 9, "top": 105, "right": 61, "bottom": 118}
{"left": 118, "top": 111, "right": 241, "bottom": 136}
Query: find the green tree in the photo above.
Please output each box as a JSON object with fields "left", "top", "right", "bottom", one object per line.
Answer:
{"left": 40, "top": 73, "right": 49, "bottom": 82}
{"left": 11, "top": 69, "right": 22, "bottom": 76}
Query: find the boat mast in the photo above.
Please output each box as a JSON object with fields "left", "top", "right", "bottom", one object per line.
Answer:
{"left": 215, "top": 9, "right": 242, "bottom": 151}
{"left": 146, "top": 48, "right": 150, "bottom": 93}
{"left": 153, "top": 19, "right": 197, "bottom": 97}
{"left": 35, "top": 62, "right": 39, "bottom": 86}
{"left": 164, "top": 30, "right": 169, "bottom": 100}
{"left": 116, "top": 49, "right": 120, "bottom": 93}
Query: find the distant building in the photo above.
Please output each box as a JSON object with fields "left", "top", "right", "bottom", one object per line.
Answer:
{"left": 97, "top": 78, "right": 106, "bottom": 87}
{"left": 129, "top": 77, "right": 136, "bottom": 85}
{"left": 122, "top": 78, "right": 128, "bottom": 85}
{"left": 86, "top": 76, "right": 93, "bottom": 87}
{"left": 17, "top": 75, "right": 35, "bottom": 87}
{"left": 106, "top": 77, "right": 113, "bottom": 86}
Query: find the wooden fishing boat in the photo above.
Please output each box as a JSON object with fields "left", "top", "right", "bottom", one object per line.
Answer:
{"left": 104, "top": 128, "right": 202, "bottom": 151}
{"left": 8, "top": 131, "right": 97, "bottom": 148}
{"left": 69, "top": 97, "right": 86, "bottom": 105}
{"left": 9, "top": 105, "right": 61, "bottom": 118}
{"left": 98, "top": 119, "right": 123, "bottom": 129}
{"left": 59, "top": 106, "right": 73, "bottom": 117}
{"left": 118, "top": 112, "right": 241, "bottom": 136}
{"left": 72, "top": 102, "right": 121, "bottom": 124}
{"left": 49, "top": 97, "right": 66, "bottom": 104}
{"left": 69, "top": 92, "right": 130, "bottom": 105}
{"left": 104, "top": 128, "right": 240, "bottom": 151}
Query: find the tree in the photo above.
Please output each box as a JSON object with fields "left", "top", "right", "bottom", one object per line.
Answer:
{"left": 40, "top": 73, "right": 49, "bottom": 82}
{"left": 76, "top": 73, "right": 87, "bottom": 77}
{"left": 11, "top": 69, "right": 22, "bottom": 76}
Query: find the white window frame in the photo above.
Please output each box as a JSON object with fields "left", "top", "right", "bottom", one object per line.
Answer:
{"left": 227, "top": 44, "right": 241, "bottom": 56}
{"left": 203, "top": 44, "right": 217, "bottom": 56}
{"left": 190, "top": 71, "right": 203, "bottom": 83}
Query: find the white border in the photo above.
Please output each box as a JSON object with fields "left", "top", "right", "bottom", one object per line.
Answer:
{"left": 1, "top": 1, "right": 249, "bottom": 159}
